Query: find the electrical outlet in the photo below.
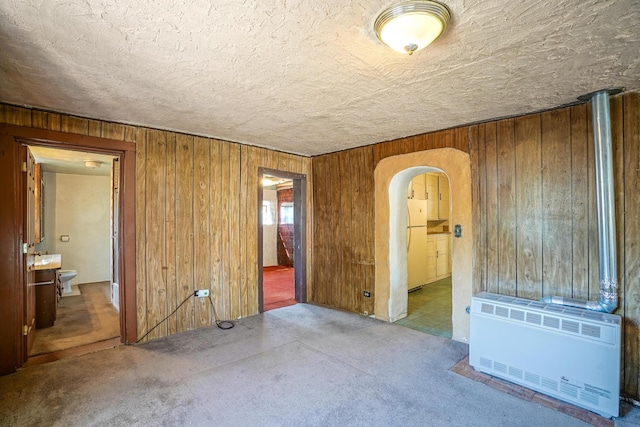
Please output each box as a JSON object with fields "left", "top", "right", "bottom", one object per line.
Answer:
{"left": 195, "top": 289, "right": 209, "bottom": 298}
{"left": 363, "top": 291, "right": 371, "bottom": 298}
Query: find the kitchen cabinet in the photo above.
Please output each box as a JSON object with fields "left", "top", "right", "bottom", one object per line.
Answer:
{"left": 426, "top": 173, "right": 449, "bottom": 221}
{"left": 415, "top": 233, "right": 450, "bottom": 286}
{"left": 425, "top": 236, "right": 437, "bottom": 281}
{"left": 435, "top": 234, "right": 451, "bottom": 276}
{"left": 35, "top": 269, "right": 61, "bottom": 329}
{"left": 426, "top": 174, "right": 438, "bottom": 219}
{"left": 438, "top": 175, "right": 450, "bottom": 220}
{"left": 408, "top": 174, "right": 426, "bottom": 199}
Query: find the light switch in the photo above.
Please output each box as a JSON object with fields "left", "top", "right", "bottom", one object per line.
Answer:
{"left": 60, "top": 235, "right": 70, "bottom": 242}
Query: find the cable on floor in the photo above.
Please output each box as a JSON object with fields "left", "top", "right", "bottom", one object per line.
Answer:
{"left": 135, "top": 291, "right": 234, "bottom": 344}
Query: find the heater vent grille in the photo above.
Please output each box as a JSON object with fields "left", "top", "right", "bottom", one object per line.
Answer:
{"left": 562, "top": 320, "right": 580, "bottom": 334}
{"left": 526, "top": 312, "right": 542, "bottom": 325}
{"left": 582, "top": 324, "right": 601, "bottom": 339}
{"left": 543, "top": 316, "right": 560, "bottom": 329}
{"left": 495, "top": 306, "right": 509, "bottom": 318}
{"left": 541, "top": 377, "right": 558, "bottom": 391}
{"left": 510, "top": 309, "right": 525, "bottom": 321}
{"left": 481, "top": 303, "right": 494, "bottom": 315}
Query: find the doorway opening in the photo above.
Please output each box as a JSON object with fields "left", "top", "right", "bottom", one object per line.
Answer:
{"left": 26, "top": 145, "right": 121, "bottom": 358}
{"left": 374, "top": 148, "right": 473, "bottom": 343}
{"left": 258, "top": 168, "right": 307, "bottom": 312}
{"left": 397, "top": 170, "right": 452, "bottom": 338}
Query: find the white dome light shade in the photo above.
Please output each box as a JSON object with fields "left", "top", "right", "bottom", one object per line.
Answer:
{"left": 374, "top": 1, "right": 450, "bottom": 55}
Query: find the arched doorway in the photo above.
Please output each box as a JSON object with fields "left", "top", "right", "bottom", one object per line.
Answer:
{"left": 374, "top": 148, "right": 473, "bottom": 343}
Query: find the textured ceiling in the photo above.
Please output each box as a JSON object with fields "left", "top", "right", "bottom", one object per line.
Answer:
{"left": 0, "top": 1, "right": 638, "bottom": 156}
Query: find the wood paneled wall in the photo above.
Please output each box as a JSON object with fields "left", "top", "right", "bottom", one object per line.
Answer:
{"left": 0, "top": 104, "right": 313, "bottom": 343}
{"left": 312, "top": 92, "right": 639, "bottom": 398}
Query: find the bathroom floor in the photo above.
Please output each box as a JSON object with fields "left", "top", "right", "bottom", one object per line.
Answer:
{"left": 30, "top": 281, "right": 120, "bottom": 356}
{"left": 396, "top": 277, "right": 452, "bottom": 338}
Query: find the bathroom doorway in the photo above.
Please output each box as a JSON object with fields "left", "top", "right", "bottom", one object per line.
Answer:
{"left": 0, "top": 125, "right": 135, "bottom": 374}
{"left": 257, "top": 168, "right": 307, "bottom": 312}
{"left": 27, "top": 145, "right": 121, "bottom": 358}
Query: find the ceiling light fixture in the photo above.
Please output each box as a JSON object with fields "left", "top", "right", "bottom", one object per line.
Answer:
{"left": 374, "top": 0, "right": 451, "bottom": 55}
{"left": 84, "top": 160, "right": 102, "bottom": 169}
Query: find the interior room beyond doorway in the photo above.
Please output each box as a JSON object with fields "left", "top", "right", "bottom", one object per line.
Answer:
{"left": 262, "top": 174, "right": 296, "bottom": 311}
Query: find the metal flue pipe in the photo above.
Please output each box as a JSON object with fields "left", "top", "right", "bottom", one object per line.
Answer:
{"left": 542, "top": 88, "right": 622, "bottom": 313}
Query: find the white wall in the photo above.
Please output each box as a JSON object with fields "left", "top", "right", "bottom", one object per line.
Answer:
{"left": 43, "top": 173, "right": 111, "bottom": 284}
{"left": 262, "top": 188, "right": 278, "bottom": 267}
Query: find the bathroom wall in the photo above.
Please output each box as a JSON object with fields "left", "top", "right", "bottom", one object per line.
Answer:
{"left": 262, "top": 188, "right": 278, "bottom": 267}
{"left": 51, "top": 173, "right": 111, "bottom": 284}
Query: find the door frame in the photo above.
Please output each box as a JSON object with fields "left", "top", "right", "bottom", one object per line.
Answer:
{"left": 257, "top": 167, "right": 307, "bottom": 312}
{"left": 374, "top": 148, "right": 474, "bottom": 343}
{"left": 0, "top": 124, "right": 136, "bottom": 374}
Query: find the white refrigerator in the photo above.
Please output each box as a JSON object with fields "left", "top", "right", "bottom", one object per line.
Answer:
{"left": 407, "top": 199, "right": 428, "bottom": 291}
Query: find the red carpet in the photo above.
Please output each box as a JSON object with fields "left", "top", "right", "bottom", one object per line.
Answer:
{"left": 263, "top": 266, "right": 296, "bottom": 311}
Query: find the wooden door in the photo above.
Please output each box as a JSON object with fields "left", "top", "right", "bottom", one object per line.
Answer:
{"left": 22, "top": 146, "right": 36, "bottom": 356}
{"left": 110, "top": 158, "right": 120, "bottom": 310}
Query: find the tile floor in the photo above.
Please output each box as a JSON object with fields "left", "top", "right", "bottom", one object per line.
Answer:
{"left": 396, "top": 276, "right": 452, "bottom": 338}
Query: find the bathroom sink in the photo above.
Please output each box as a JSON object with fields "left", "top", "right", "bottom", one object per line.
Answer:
{"left": 34, "top": 254, "right": 61, "bottom": 270}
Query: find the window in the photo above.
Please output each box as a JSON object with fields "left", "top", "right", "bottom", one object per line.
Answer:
{"left": 280, "top": 202, "right": 294, "bottom": 225}
{"left": 262, "top": 201, "right": 274, "bottom": 225}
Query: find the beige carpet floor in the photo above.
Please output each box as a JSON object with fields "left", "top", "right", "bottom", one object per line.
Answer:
{"left": 30, "top": 281, "right": 120, "bottom": 356}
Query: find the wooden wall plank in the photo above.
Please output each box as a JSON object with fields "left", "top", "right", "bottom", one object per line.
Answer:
{"left": 611, "top": 95, "right": 625, "bottom": 315}
{"left": 135, "top": 129, "right": 147, "bottom": 340}
{"left": 239, "top": 144, "right": 250, "bottom": 317}
{"left": 623, "top": 92, "right": 640, "bottom": 397}
{"left": 165, "top": 133, "right": 177, "bottom": 335}
{"left": 350, "top": 148, "right": 364, "bottom": 313}
{"left": 102, "top": 123, "right": 125, "bottom": 140}
{"left": 496, "top": 119, "right": 517, "bottom": 296}
{"left": 31, "top": 111, "right": 48, "bottom": 129}
{"left": 88, "top": 120, "right": 102, "bottom": 137}
{"left": 541, "top": 108, "right": 573, "bottom": 297}
{"left": 570, "top": 104, "right": 590, "bottom": 300}
{"left": 362, "top": 146, "right": 375, "bottom": 315}
{"left": 228, "top": 143, "right": 241, "bottom": 319}
{"left": 5, "top": 106, "right": 31, "bottom": 126}
{"left": 175, "top": 134, "right": 195, "bottom": 332}
{"left": 46, "top": 113, "right": 61, "bottom": 131}
{"left": 484, "top": 122, "right": 499, "bottom": 293}
{"left": 61, "top": 116, "right": 88, "bottom": 135}
{"left": 209, "top": 140, "right": 224, "bottom": 322}
{"left": 144, "top": 130, "right": 167, "bottom": 340}
{"left": 220, "top": 142, "right": 232, "bottom": 319}
{"left": 514, "top": 114, "right": 542, "bottom": 299}
{"left": 312, "top": 155, "right": 327, "bottom": 305}
{"left": 245, "top": 146, "right": 260, "bottom": 315}
{"left": 339, "top": 150, "right": 352, "bottom": 310}
{"left": 329, "top": 153, "right": 342, "bottom": 307}
{"left": 124, "top": 126, "right": 137, "bottom": 143}
{"left": 194, "top": 137, "right": 211, "bottom": 327}
{"left": 469, "top": 124, "right": 485, "bottom": 295}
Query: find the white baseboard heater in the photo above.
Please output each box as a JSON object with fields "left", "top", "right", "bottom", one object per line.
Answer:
{"left": 470, "top": 292, "right": 621, "bottom": 418}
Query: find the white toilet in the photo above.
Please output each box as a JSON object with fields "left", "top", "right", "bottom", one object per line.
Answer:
{"left": 58, "top": 270, "right": 78, "bottom": 294}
